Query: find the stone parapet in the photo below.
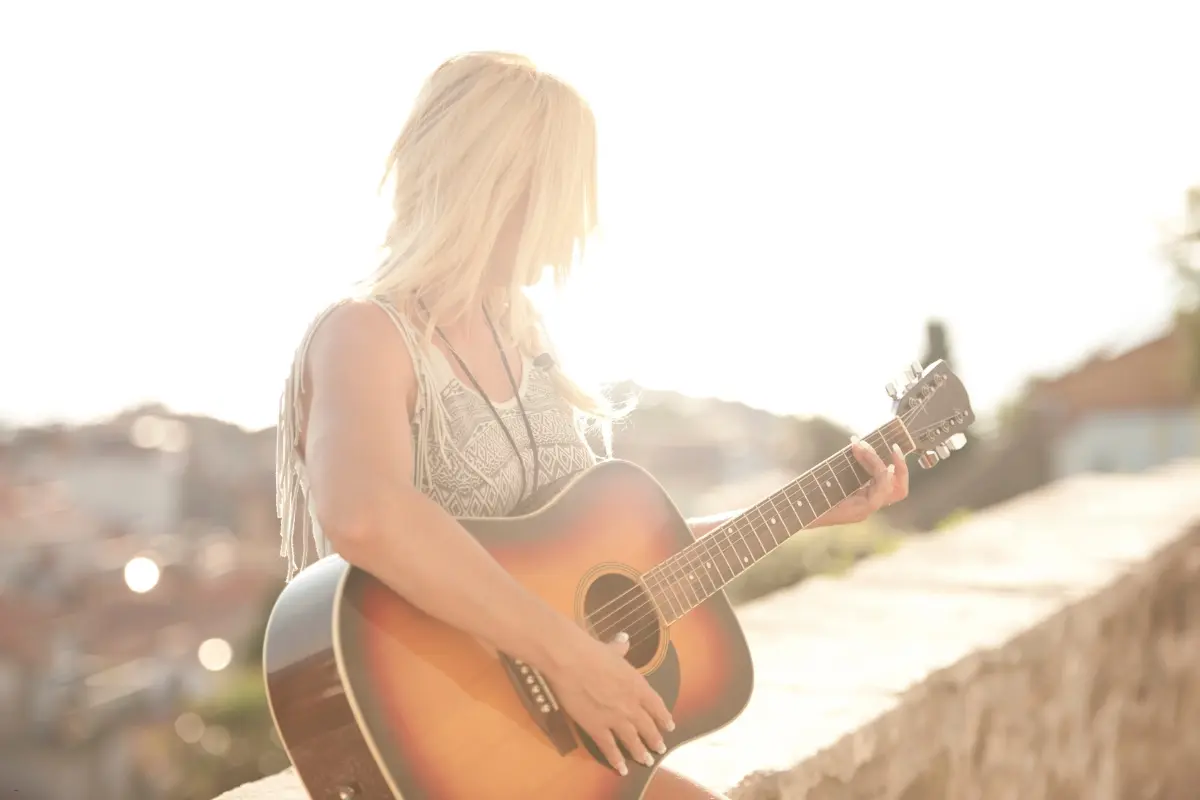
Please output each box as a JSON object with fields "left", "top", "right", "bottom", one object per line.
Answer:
{"left": 217, "top": 462, "right": 1200, "bottom": 799}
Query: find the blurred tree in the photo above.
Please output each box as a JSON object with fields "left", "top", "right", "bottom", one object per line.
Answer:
{"left": 779, "top": 415, "right": 853, "bottom": 474}
{"left": 1164, "top": 186, "right": 1200, "bottom": 391}
{"left": 153, "top": 588, "right": 285, "bottom": 799}
{"left": 236, "top": 586, "right": 282, "bottom": 669}
{"left": 920, "top": 318, "right": 954, "bottom": 370}
{"left": 158, "top": 670, "right": 285, "bottom": 800}
{"left": 1165, "top": 186, "right": 1200, "bottom": 299}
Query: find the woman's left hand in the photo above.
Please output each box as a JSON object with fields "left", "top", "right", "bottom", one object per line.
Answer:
{"left": 829, "top": 437, "right": 910, "bottom": 524}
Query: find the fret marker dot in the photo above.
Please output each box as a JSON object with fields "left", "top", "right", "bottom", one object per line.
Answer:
{"left": 825, "top": 480, "right": 831, "bottom": 488}
{"left": 689, "top": 574, "right": 695, "bottom": 580}
{"left": 742, "top": 556, "right": 750, "bottom": 563}
{"left": 705, "top": 562, "right": 712, "bottom": 568}
{"left": 770, "top": 517, "right": 776, "bottom": 524}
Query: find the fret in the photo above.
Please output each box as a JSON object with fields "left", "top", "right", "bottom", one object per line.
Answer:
{"left": 714, "top": 525, "right": 750, "bottom": 577}
{"left": 724, "top": 523, "right": 757, "bottom": 572}
{"left": 806, "top": 471, "right": 834, "bottom": 518}
{"left": 686, "top": 537, "right": 720, "bottom": 594}
{"left": 687, "top": 542, "right": 722, "bottom": 597}
{"left": 708, "top": 528, "right": 739, "bottom": 582}
{"left": 741, "top": 510, "right": 773, "bottom": 558}
{"left": 755, "top": 498, "right": 790, "bottom": 549}
{"left": 815, "top": 461, "right": 846, "bottom": 506}
{"left": 647, "top": 575, "right": 681, "bottom": 622}
{"left": 641, "top": 417, "right": 918, "bottom": 628}
{"left": 880, "top": 419, "right": 916, "bottom": 456}
{"left": 842, "top": 448, "right": 872, "bottom": 488}
{"left": 786, "top": 482, "right": 819, "bottom": 528}
{"left": 825, "top": 457, "right": 849, "bottom": 499}
{"left": 656, "top": 567, "right": 690, "bottom": 619}
{"left": 675, "top": 550, "right": 707, "bottom": 606}
{"left": 670, "top": 556, "right": 702, "bottom": 610}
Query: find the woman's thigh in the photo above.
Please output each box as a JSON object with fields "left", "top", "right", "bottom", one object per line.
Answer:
{"left": 643, "top": 768, "right": 727, "bottom": 800}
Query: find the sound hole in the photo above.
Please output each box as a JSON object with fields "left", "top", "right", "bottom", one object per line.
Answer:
{"left": 583, "top": 572, "right": 662, "bottom": 670}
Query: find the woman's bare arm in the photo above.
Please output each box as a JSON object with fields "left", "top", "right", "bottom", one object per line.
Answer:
{"left": 300, "top": 302, "right": 580, "bottom": 673}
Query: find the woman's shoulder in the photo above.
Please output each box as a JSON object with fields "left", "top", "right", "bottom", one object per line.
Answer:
{"left": 297, "top": 297, "right": 422, "bottom": 383}
{"left": 303, "top": 295, "right": 420, "bottom": 347}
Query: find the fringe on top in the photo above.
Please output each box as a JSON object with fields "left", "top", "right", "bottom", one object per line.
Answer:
{"left": 274, "top": 296, "right": 479, "bottom": 582}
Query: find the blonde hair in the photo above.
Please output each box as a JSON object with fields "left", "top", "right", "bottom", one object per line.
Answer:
{"left": 363, "top": 51, "right": 619, "bottom": 428}
{"left": 275, "top": 53, "right": 626, "bottom": 579}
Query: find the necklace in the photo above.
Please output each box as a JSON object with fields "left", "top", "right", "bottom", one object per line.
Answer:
{"left": 425, "top": 303, "right": 541, "bottom": 505}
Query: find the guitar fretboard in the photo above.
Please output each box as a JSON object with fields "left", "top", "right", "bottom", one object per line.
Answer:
{"left": 642, "top": 417, "right": 914, "bottom": 624}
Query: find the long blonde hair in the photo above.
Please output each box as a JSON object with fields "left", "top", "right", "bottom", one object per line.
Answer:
{"left": 363, "top": 51, "right": 619, "bottom": 429}
{"left": 276, "top": 53, "right": 622, "bottom": 579}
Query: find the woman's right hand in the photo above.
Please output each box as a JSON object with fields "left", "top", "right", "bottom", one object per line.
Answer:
{"left": 543, "top": 630, "right": 675, "bottom": 776}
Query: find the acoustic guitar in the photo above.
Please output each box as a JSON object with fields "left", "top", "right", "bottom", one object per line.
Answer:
{"left": 263, "top": 359, "right": 974, "bottom": 799}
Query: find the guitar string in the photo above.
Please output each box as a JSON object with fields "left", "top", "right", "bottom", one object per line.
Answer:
{"left": 640, "top": 423, "right": 904, "bottom": 615}
{"left": 598, "top": 428, "right": 898, "bottom": 627}
{"left": 580, "top": 417, "right": 909, "bottom": 631}
{"left": 579, "top": 407, "right": 946, "bottom": 640}
{"left": 579, "top": 420, "right": 907, "bottom": 634}
{"left": 582, "top": 426, "right": 900, "bottom": 637}
{"left": 597, "top": 417, "right": 955, "bottom": 653}
{"left": 597, "top": 397, "right": 952, "bottom": 631}
{"left": 596, "top": 416, "right": 953, "bottom": 653}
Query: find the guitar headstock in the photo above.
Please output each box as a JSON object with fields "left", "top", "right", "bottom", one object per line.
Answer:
{"left": 888, "top": 359, "right": 975, "bottom": 469}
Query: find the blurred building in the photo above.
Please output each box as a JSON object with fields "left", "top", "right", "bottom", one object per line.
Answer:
{"left": 611, "top": 383, "right": 849, "bottom": 514}
{"left": 886, "top": 324, "right": 1200, "bottom": 531}
{"left": 1029, "top": 327, "right": 1199, "bottom": 478}
{"left": 0, "top": 409, "right": 282, "bottom": 800}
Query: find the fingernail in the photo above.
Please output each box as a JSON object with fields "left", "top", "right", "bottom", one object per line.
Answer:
{"left": 642, "top": 754, "right": 655, "bottom": 767}
{"left": 613, "top": 631, "right": 629, "bottom": 643}
{"left": 891, "top": 444, "right": 903, "bottom": 456}
{"left": 666, "top": 719, "right": 676, "bottom": 732}
{"left": 887, "top": 464, "right": 896, "bottom": 475}
{"left": 849, "top": 435, "right": 860, "bottom": 444}
{"left": 617, "top": 761, "right": 628, "bottom": 776}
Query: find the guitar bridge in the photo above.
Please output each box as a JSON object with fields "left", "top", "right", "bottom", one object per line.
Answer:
{"left": 498, "top": 653, "right": 578, "bottom": 756}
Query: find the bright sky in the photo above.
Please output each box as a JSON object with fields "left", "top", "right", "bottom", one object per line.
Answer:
{"left": 2, "top": 1, "right": 1197, "bottom": 435}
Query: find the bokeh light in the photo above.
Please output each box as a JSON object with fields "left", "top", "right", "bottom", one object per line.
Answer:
{"left": 174, "top": 712, "right": 205, "bottom": 744}
{"left": 197, "top": 638, "right": 233, "bottom": 672}
{"left": 123, "top": 556, "right": 161, "bottom": 593}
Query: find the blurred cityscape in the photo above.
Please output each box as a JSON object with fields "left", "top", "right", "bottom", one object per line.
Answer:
{"left": 3, "top": 193, "right": 1199, "bottom": 797}
{"left": 3, "top": 1, "right": 1198, "bottom": 792}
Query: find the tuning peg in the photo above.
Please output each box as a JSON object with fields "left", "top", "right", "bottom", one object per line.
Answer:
{"left": 903, "top": 364, "right": 920, "bottom": 385}
{"left": 935, "top": 443, "right": 951, "bottom": 460}
{"left": 946, "top": 433, "right": 967, "bottom": 451}
{"left": 886, "top": 381, "right": 901, "bottom": 400}
{"left": 917, "top": 450, "right": 940, "bottom": 469}
{"left": 910, "top": 361, "right": 924, "bottom": 378}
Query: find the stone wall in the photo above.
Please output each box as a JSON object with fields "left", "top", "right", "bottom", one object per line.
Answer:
{"left": 217, "top": 462, "right": 1200, "bottom": 800}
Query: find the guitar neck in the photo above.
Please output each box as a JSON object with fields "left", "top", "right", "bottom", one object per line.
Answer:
{"left": 641, "top": 417, "right": 916, "bottom": 625}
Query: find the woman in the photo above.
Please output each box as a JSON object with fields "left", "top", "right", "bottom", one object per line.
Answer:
{"left": 276, "top": 52, "right": 908, "bottom": 799}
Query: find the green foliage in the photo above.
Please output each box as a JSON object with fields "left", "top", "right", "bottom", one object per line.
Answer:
{"left": 155, "top": 668, "right": 284, "bottom": 800}
{"left": 723, "top": 519, "right": 901, "bottom": 605}
{"left": 237, "top": 586, "right": 282, "bottom": 669}
{"left": 934, "top": 507, "right": 973, "bottom": 531}
{"left": 153, "top": 591, "right": 286, "bottom": 800}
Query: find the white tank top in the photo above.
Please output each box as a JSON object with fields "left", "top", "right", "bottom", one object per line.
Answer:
{"left": 274, "top": 296, "right": 597, "bottom": 580}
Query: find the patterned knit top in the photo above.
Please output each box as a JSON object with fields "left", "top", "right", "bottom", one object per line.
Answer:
{"left": 275, "top": 296, "right": 598, "bottom": 580}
